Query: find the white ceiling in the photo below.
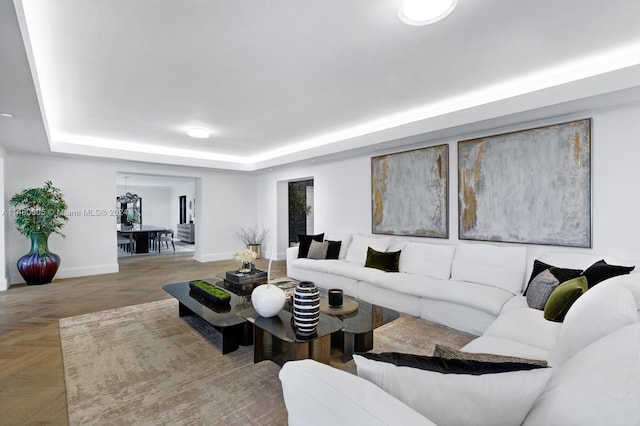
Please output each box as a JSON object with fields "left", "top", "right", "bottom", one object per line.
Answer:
{"left": 2, "top": 0, "right": 640, "bottom": 171}
{"left": 115, "top": 173, "right": 195, "bottom": 188}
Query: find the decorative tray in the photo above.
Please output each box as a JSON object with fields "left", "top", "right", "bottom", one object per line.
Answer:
{"left": 189, "top": 280, "right": 231, "bottom": 304}
{"left": 319, "top": 299, "right": 359, "bottom": 315}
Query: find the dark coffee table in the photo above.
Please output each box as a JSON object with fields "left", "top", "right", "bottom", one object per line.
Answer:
{"left": 163, "top": 278, "right": 260, "bottom": 354}
{"left": 239, "top": 308, "right": 343, "bottom": 366}
{"left": 317, "top": 289, "right": 400, "bottom": 361}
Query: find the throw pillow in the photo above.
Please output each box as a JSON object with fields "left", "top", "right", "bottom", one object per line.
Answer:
{"left": 297, "top": 233, "right": 324, "bottom": 258}
{"left": 324, "top": 240, "right": 342, "bottom": 260}
{"left": 581, "top": 259, "right": 635, "bottom": 288}
{"left": 344, "top": 235, "right": 391, "bottom": 265}
{"left": 543, "top": 276, "right": 588, "bottom": 322}
{"left": 526, "top": 269, "right": 561, "bottom": 310}
{"left": 364, "top": 247, "right": 401, "bottom": 272}
{"left": 432, "top": 345, "right": 548, "bottom": 367}
{"left": 524, "top": 260, "right": 583, "bottom": 296}
{"left": 307, "top": 240, "right": 329, "bottom": 260}
{"left": 358, "top": 352, "right": 547, "bottom": 374}
{"left": 354, "top": 353, "right": 551, "bottom": 426}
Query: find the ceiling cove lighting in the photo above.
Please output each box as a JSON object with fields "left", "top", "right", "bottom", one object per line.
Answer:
{"left": 187, "top": 127, "right": 210, "bottom": 139}
{"left": 399, "top": 0, "right": 457, "bottom": 26}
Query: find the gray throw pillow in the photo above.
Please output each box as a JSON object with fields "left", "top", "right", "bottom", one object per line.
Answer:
{"left": 526, "top": 269, "right": 560, "bottom": 310}
{"left": 307, "top": 240, "right": 329, "bottom": 259}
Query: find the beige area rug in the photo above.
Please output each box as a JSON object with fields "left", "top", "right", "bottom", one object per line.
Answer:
{"left": 60, "top": 299, "right": 475, "bottom": 425}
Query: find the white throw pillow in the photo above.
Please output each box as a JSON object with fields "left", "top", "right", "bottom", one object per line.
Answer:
{"left": 524, "top": 323, "right": 640, "bottom": 425}
{"left": 548, "top": 285, "right": 637, "bottom": 367}
{"left": 399, "top": 242, "right": 456, "bottom": 279}
{"left": 354, "top": 354, "right": 551, "bottom": 426}
{"left": 451, "top": 243, "right": 527, "bottom": 294}
{"left": 344, "top": 235, "right": 391, "bottom": 265}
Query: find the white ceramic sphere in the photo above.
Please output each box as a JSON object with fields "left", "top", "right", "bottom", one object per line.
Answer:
{"left": 251, "top": 284, "right": 286, "bottom": 317}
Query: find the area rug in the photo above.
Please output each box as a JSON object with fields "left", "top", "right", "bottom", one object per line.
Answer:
{"left": 59, "top": 299, "right": 475, "bottom": 425}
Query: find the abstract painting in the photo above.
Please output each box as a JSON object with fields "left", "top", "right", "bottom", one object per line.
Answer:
{"left": 372, "top": 144, "right": 448, "bottom": 238}
{"left": 458, "top": 118, "right": 591, "bottom": 247}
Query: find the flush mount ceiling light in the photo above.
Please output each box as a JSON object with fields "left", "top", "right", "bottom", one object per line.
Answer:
{"left": 399, "top": 0, "right": 457, "bottom": 26}
{"left": 186, "top": 127, "right": 210, "bottom": 139}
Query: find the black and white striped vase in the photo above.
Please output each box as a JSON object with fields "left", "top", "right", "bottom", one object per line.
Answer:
{"left": 292, "top": 281, "right": 320, "bottom": 335}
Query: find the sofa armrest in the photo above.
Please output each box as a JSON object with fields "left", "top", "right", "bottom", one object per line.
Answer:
{"left": 279, "top": 359, "right": 434, "bottom": 426}
{"left": 286, "top": 246, "right": 299, "bottom": 277}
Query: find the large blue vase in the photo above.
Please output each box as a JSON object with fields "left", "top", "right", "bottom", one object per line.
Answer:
{"left": 17, "top": 232, "right": 61, "bottom": 285}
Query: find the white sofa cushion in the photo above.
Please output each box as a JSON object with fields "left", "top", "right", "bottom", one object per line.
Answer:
{"left": 595, "top": 273, "right": 640, "bottom": 310}
{"left": 399, "top": 242, "right": 456, "bottom": 279}
{"left": 289, "top": 258, "right": 339, "bottom": 273}
{"left": 451, "top": 243, "right": 527, "bottom": 294}
{"left": 524, "top": 323, "right": 640, "bottom": 425}
{"left": 481, "top": 297, "right": 562, "bottom": 351}
{"left": 279, "top": 359, "right": 435, "bottom": 426}
{"left": 548, "top": 285, "right": 637, "bottom": 367}
{"left": 327, "top": 261, "right": 388, "bottom": 282}
{"left": 344, "top": 235, "right": 391, "bottom": 265}
{"left": 374, "top": 274, "right": 512, "bottom": 316}
{"left": 354, "top": 353, "right": 551, "bottom": 426}
{"left": 462, "top": 335, "right": 550, "bottom": 361}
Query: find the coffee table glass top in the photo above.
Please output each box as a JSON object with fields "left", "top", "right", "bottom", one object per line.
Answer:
{"left": 240, "top": 308, "right": 343, "bottom": 343}
{"left": 163, "top": 278, "right": 254, "bottom": 328}
{"left": 317, "top": 289, "right": 400, "bottom": 334}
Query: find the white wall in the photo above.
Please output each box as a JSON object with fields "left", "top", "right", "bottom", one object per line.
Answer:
{"left": 6, "top": 99, "right": 640, "bottom": 287}
{"left": 0, "top": 145, "right": 6, "bottom": 290}
{"left": 257, "top": 100, "right": 640, "bottom": 265}
{"left": 193, "top": 171, "right": 258, "bottom": 262}
{"left": 170, "top": 183, "right": 196, "bottom": 231}
{"left": 116, "top": 184, "right": 172, "bottom": 228}
{"left": 6, "top": 154, "right": 119, "bottom": 284}
{"left": 5, "top": 154, "right": 258, "bottom": 286}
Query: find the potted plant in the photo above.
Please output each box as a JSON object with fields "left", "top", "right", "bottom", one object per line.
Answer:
{"left": 235, "top": 226, "right": 268, "bottom": 259}
{"left": 9, "top": 180, "right": 68, "bottom": 285}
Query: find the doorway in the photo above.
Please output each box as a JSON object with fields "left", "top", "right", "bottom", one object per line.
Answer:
{"left": 288, "top": 179, "right": 314, "bottom": 246}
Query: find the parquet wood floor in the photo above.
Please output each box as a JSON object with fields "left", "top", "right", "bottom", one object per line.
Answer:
{"left": 0, "top": 254, "right": 286, "bottom": 425}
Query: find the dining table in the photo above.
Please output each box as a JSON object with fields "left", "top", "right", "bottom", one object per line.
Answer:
{"left": 117, "top": 224, "right": 171, "bottom": 254}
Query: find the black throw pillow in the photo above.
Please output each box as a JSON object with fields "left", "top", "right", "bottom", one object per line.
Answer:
{"left": 357, "top": 352, "right": 547, "bottom": 375}
{"left": 581, "top": 259, "right": 635, "bottom": 288}
{"left": 523, "top": 260, "right": 582, "bottom": 296}
{"left": 297, "top": 233, "right": 324, "bottom": 258}
{"left": 364, "top": 247, "right": 401, "bottom": 272}
{"left": 325, "top": 240, "right": 342, "bottom": 260}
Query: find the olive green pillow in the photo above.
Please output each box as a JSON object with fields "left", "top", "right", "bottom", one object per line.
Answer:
{"left": 543, "top": 276, "right": 588, "bottom": 322}
{"left": 364, "top": 247, "right": 401, "bottom": 272}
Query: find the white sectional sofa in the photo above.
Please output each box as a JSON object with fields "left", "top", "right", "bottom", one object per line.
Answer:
{"left": 288, "top": 234, "right": 530, "bottom": 335}
{"left": 282, "top": 234, "right": 640, "bottom": 425}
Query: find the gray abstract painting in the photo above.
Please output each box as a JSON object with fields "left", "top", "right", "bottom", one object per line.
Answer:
{"left": 458, "top": 119, "right": 591, "bottom": 247}
{"left": 372, "top": 145, "right": 448, "bottom": 238}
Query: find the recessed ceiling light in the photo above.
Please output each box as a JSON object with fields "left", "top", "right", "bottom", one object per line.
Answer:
{"left": 187, "top": 127, "right": 210, "bottom": 139}
{"left": 399, "top": 0, "right": 457, "bottom": 26}
{"left": 1, "top": 113, "right": 13, "bottom": 118}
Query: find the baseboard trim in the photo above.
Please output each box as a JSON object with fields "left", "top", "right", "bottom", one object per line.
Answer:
{"left": 9, "top": 263, "right": 120, "bottom": 285}
{"left": 193, "top": 251, "right": 287, "bottom": 263}
{"left": 193, "top": 252, "right": 231, "bottom": 263}
{"left": 56, "top": 263, "right": 120, "bottom": 279}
